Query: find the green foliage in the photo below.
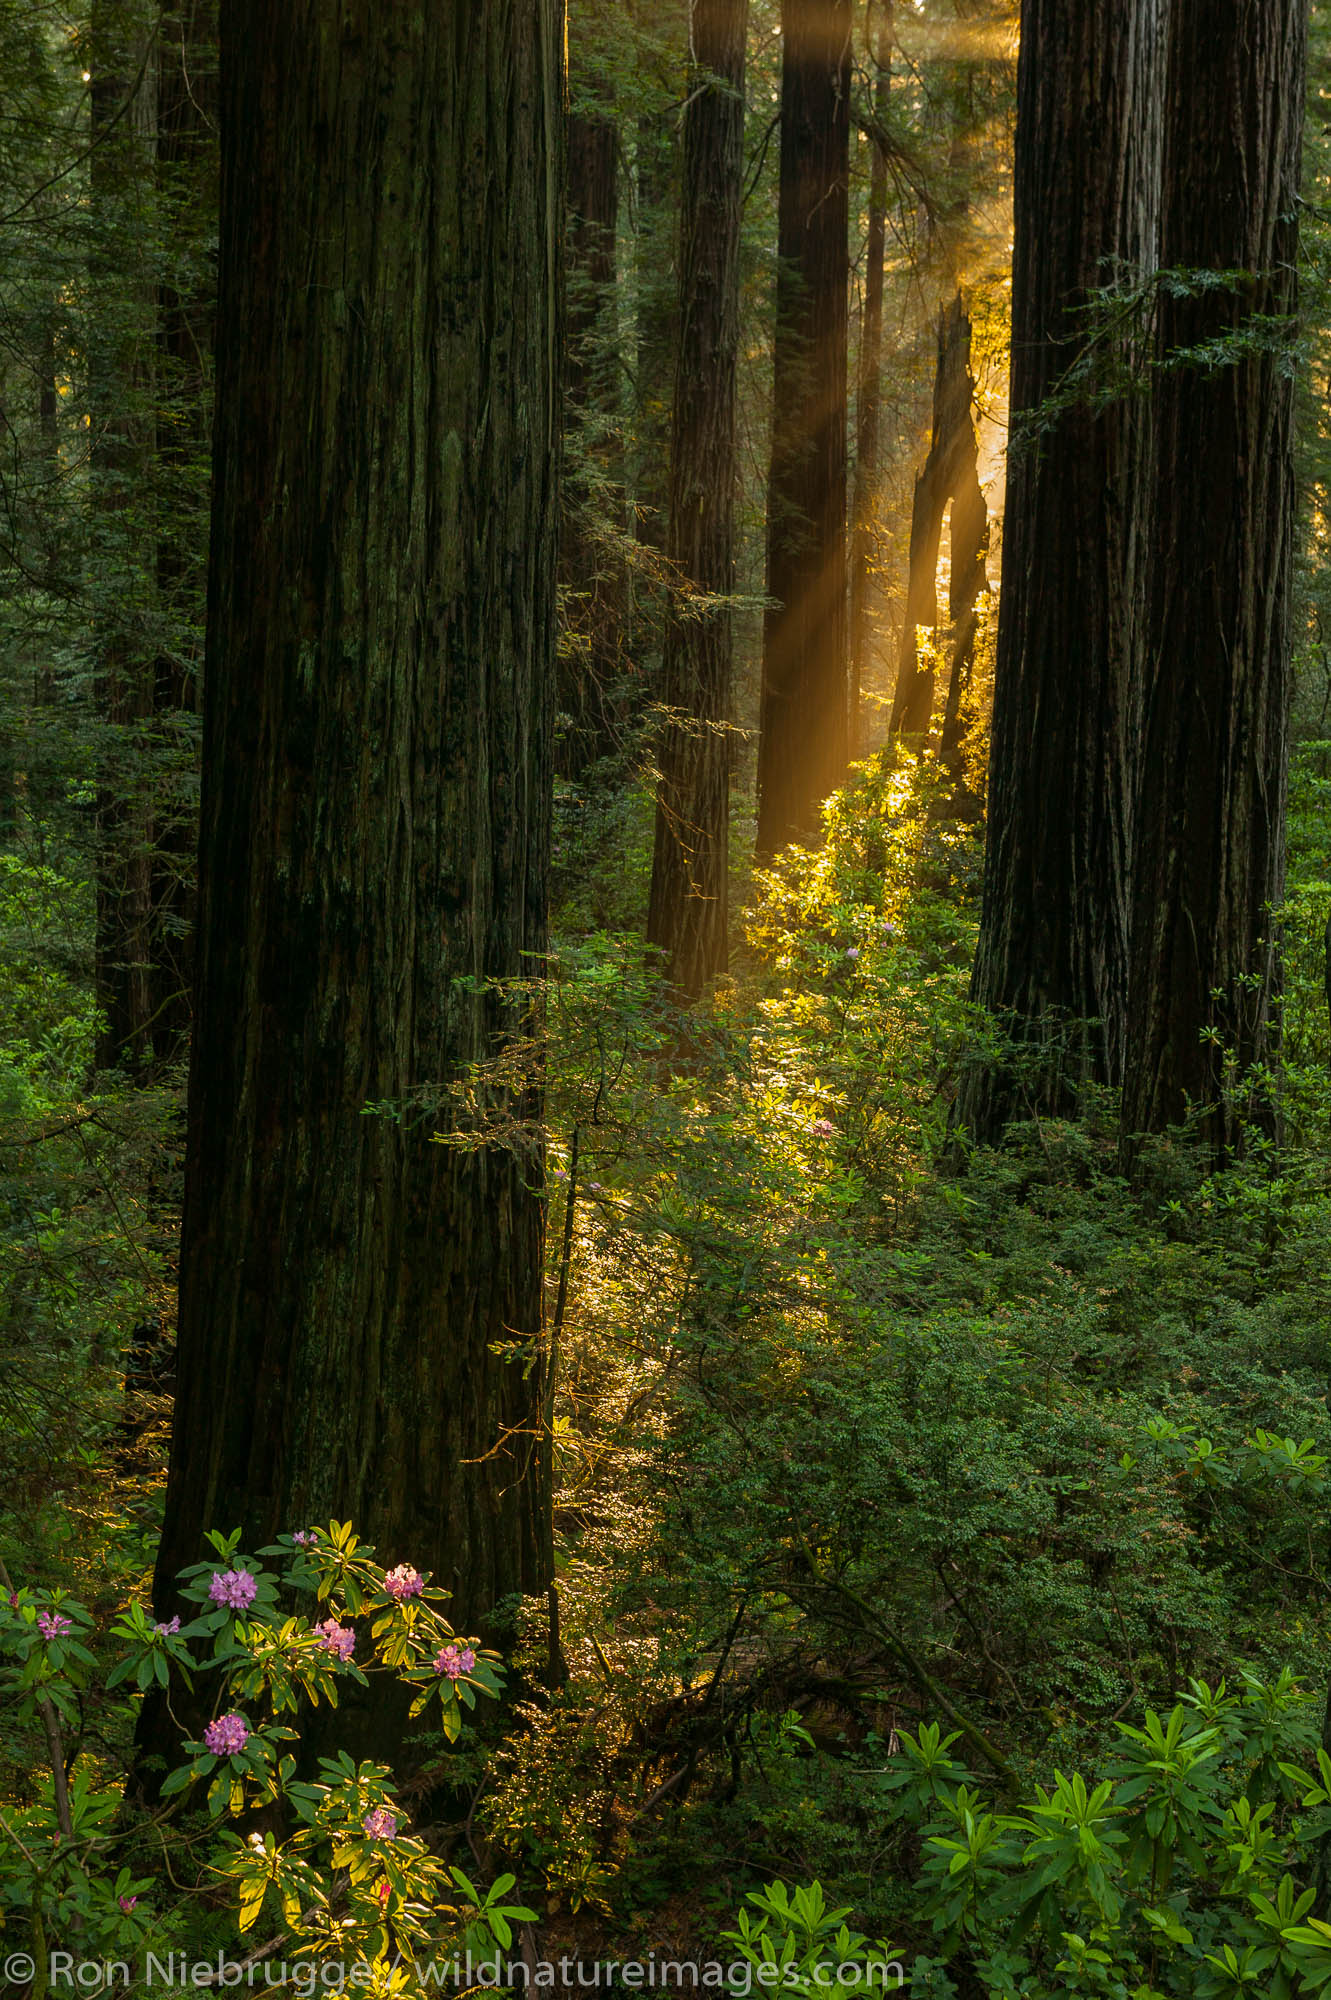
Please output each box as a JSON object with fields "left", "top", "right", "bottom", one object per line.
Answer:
{"left": 720, "top": 1878, "right": 902, "bottom": 2000}
{"left": 864, "top": 1674, "right": 1331, "bottom": 1997}
{"left": 454, "top": 744, "right": 1331, "bottom": 1949}
{"left": 0, "top": 842, "right": 168, "bottom": 1595}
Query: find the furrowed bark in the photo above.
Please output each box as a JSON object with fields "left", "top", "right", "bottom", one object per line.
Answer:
{"left": 646, "top": 0, "right": 748, "bottom": 999}
{"left": 1121, "top": 0, "right": 1306, "bottom": 1156}
{"left": 755, "top": 0, "right": 852, "bottom": 857}
{"left": 888, "top": 294, "right": 986, "bottom": 750}
{"left": 961, "top": 0, "right": 1164, "bottom": 1138}
{"left": 144, "top": 0, "right": 561, "bottom": 1762}
{"left": 849, "top": 7, "right": 891, "bottom": 762}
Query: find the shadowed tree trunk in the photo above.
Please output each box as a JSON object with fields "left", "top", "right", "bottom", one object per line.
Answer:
{"left": 849, "top": 3, "right": 891, "bottom": 762}
{"left": 631, "top": 88, "right": 681, "bottom": 558}
{"left": 559, "top": 32, "right": 624, "bottom": 775}
{"left": 567, "top": 101, "right": 618, "bottom": 413}
{"left": 90, "top": 0, "right": 158, "bottom": 1072}
{"left": 7, "top": 313, "right": 61, "bottom": 840}
{"left": 148, "top": 0, "right": 216, "bottom": 1066}
{"left": 959, "top": 0, "right": 1165, "bottom": 1139}
{"left": 755, "top": 0, "right": 851, "bottom": 857}
{"left": 937, "top": 326, "right": 989, "bottom": 813}
{"left": 144, "top": 0, "right": 560, "bottom": 1757}
{"left": 935, "top": 418, "right": 989, "bottom": 817}
{"left": 888, "top": 294, "right": 986, "bottom": 749}
{"left": 1121, "top": 0, "right": 1306, "bottom": 1156}
{"left": 646, "top": 0, "right": 747, "bottom": 999}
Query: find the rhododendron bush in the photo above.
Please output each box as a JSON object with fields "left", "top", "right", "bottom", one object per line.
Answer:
{"left": 0, "top": 1523, "right": 527, "bottom": 1989}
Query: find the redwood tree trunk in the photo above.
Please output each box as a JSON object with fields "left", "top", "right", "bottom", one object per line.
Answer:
{"left": 149, "top": 0, "right": 216, "bottom": 1066}
{"left": 566, "top": 104, "right": 618, "bottom": 412}
{"left": 888, "top": 294, "right": 986, "bottom": 746}
{"left": 755, "top": 0, "right": 851, "bottom": 857}
{"left": 90, "top": 0, "right": 158, "bottom": 1072}
{"left": 558, "top": 48, "right": 624, "bottom": 776}
{"left": 849, "top": 8, "right": 891, "bottom": 762}
{"left": 937, "top": 324, "right": 990, "bottom": 815}
{"left": 149, "top": 0, "right": 559, "bottom": 1688}
{"left": 936, "top": 422, "right": 989, "bottom": 816}
{"left": 646, "top": 0, "right": 748, "bottom": 999}
{"left": 631, "top": 92, "right": 681, "bottom": 557}
{"left": 960, "top": 0, "right": 1165, "bottom": 1138}
{"left": 1121, "top": 0, "right": 1306, "bottom": 1153}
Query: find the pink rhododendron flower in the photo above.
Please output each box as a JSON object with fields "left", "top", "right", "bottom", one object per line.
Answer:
{"left": 204, "top": 1713, "right": 249, "bottom": 1756}
{"left": 316, "top": 1617, "right": 355, "bottom": 1661}
{"left": 154, "top": 1616, "right": 180, "bottom": 1637}
{"left": 119, "top": 1895, "right": 138, "bottom": 1913}
{"left": 38, "top": 1611, "right": 72, "bottom": 1641}
{"left": 811, "top": 1118, "right": 836, "bottom": 1138}
{"left": 291, "top": 1531, "right": 314, "bottom": 1546}
{"left": 362, "top": 1808, "right": 398, "bottom": 1839}
{"left": 383, "top": 1564, "right": 423, "bottom": 1601}
{"left": 208, "top": 1569, "right": 258, "bottom": 1611}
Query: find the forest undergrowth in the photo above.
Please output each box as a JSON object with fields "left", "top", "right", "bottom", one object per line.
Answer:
{"left": 6, "top": 745, "right": 1331, "bottom": 1995}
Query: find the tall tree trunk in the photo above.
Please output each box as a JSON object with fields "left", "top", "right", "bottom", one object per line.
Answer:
{"left": 959, "top": 0, "right": 1164, "bottom": 1139}
{"left": 632, "top": 97, "right": 680, "bottom": 556}
{"left": 1121, "top": 0, "right": 1306, "bottom": 1155}
{"left": 888, "top": 294, "right": 985, "bottom": 744}
{"left": 936, "top": 418, "right": 989, "bottom": 816}
{"left": 90, "top": 0, "right": 158, "bottom": 1073}
{"left": 145, "top": 0, "right": 560, "bottom": 1754}
{"left": 849, "top": 5, "right": 891, "bottom": 762}
{"left": 755, "top": 0, "right": 851, "bottom": 857}
{"left": 38, "top": 313, "right": 61, "bottom": 596}
{"left": 558, "top": 34, "right": 624, "bottom": 776}
{"left": 567, "top": 103, "right": 618, "bottom": 412}
{"left": 646, "top": 0, "right": 747, "bottom": 999}
{"left": 149, "top": 0, "right": 217, "bottom": 1066}
{"left": 6, "top": 315, "right": 63, "bottom": 841}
